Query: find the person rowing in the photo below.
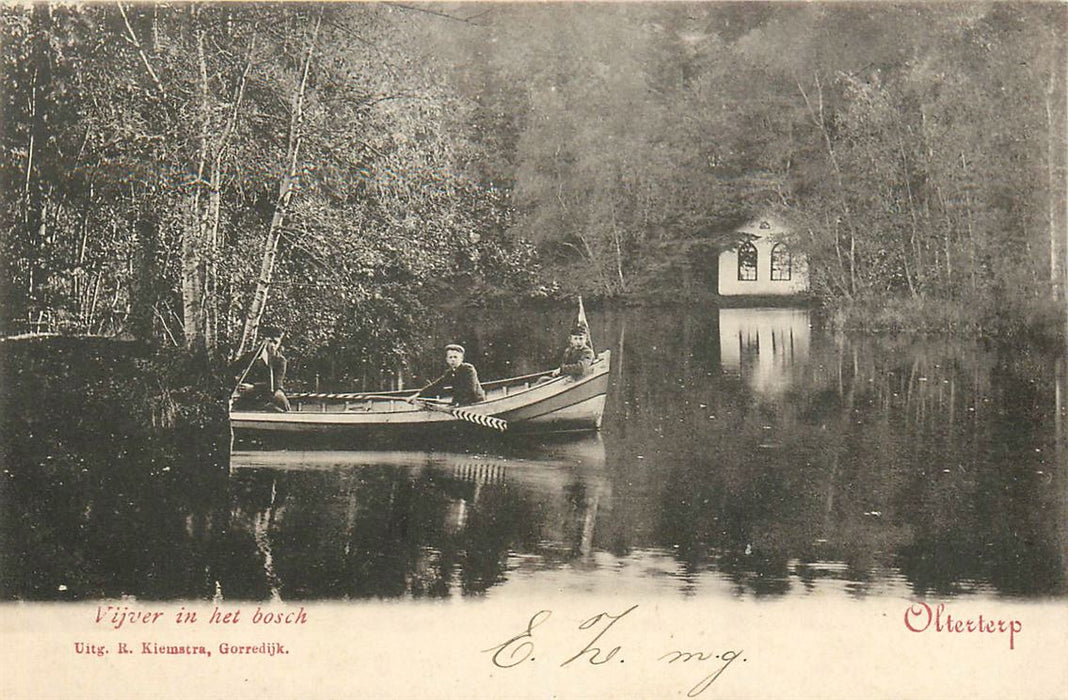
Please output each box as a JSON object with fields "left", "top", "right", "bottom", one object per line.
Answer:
{"left": 232, "top": 325, "right": 291, "bottom": 412}
{"left": 407, "top": 343, "right": 486, "bottom": 407}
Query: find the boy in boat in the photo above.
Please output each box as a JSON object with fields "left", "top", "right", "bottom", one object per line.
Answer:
{"left": 551, "top": 325, "right": 595, "bottom": 378}
{"left": 409, "top": 343, "right": 485, "bottom": 406}
{"left": 233, "top": 326, "right": 291, "bottom": 411}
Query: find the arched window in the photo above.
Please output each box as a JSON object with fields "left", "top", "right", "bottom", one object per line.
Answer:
{"left": 737, "top": 241, "right": 758, "bottom": 281}
{"left": 770, "top": 243, "right": 791, "bottom": 281}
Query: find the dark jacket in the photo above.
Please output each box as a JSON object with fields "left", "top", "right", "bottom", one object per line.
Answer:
{"left": 418, "top": 362, "right": 485, "bottom": 406}
{"left": 558, "top": 345, "right": 595, "bottom": 378}
{"left": 235, "top": 350, "right": 287, "bottom": 392}
{"left": 232, "top": 349, "right": 290, "bottom": 410}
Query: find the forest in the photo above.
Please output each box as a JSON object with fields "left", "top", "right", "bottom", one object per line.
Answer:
{"left": 2, "top": 2, "right": 1065, "bottom": 363}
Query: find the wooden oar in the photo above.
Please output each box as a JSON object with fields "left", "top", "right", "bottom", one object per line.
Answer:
{"left": 362, "top": 394, "right": 452, "bottom": 405}
{"left": 414, "top": 400, "right": 508, "bottom": 432}
{"left": 286, "top": 390, "right": 504, "bottom": 431}
{"left": 232, "top": 340, "right": 268, "bottom": 397}
{"left": 340, "top": 394, "right": 507, "bottom": 430}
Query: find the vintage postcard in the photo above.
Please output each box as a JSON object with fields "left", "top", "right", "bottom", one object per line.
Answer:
{"left": 2, "top": 2, "right": 1066, "bottom": 698}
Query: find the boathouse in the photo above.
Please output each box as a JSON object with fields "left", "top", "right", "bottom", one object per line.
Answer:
{"left": 717, "top": 218, "right": 809, "bottom": 296}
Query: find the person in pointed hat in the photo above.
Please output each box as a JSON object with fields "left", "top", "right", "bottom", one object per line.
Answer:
{"left": 551, "top": 324, "right": 595, "bottom": 378}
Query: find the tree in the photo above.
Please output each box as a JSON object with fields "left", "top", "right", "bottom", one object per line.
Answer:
{"left": 1, "top": 3, "right": 530, "bottom": 363}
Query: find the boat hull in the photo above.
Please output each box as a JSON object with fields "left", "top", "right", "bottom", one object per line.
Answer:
{"left": 230, "top": 350, "right": 610, "bottom": 447}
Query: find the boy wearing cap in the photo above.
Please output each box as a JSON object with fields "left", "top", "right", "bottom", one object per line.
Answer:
{"left": 410, "top": 344, "right": 486, "bottom": 406}
{"left": 551, "top": 326, "right": 595, "bottom": 378}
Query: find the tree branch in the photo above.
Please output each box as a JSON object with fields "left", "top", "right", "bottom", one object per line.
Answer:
{"left": 116, "top": 3, "right": 168, "bottom": 102}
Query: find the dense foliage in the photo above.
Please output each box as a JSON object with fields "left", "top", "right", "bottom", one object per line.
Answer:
{"left": 1, "top": 4, "right": 536, "bottom": 363}
{"left": 430, "top": 4, "right": 1065, "bottom": 326}
{"left": 2, "top": 3, "right": 1064, "bottom": 353}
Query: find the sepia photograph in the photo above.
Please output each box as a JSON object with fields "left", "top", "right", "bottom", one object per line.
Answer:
{"left": 1, "top": 2, "right": 1066, "bottom": 698}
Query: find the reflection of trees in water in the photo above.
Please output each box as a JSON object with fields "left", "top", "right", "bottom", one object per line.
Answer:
{"left": 1, "top": 449, "right": 226, "bottom": 600}
{"left": 1, "top": 337, "right": 232, "bottom": 601}
{"left": 6, "top": 314, "right": 1062, "bottom": 602}
{"left": 604, "top": 321, "right": 1065, "bottom": 598}
{"left": 220, "top": 455, "right": 607, "bottom": 600}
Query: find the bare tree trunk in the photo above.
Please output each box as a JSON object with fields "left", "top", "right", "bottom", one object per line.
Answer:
{"left": 849, "top": 228, "right": 856, "bottom": 297}
{"left": 919, "top": 106, "right": 957, "bottom": 294}
{"left": 897, "top": 130, "right": 921, "bottom": 296}
{"left": 205, "top": 36, "right": 255, "bottom": 351}
{"left": 959, "top": 152, "right": 979, "bottom": 296}
{"left": 182, "top": 12, "right": 210, "bottom": 352}
{"left": 181, "top": 251, "right": 203, "bottom": 345}
{"left": 1047, "top": 64, "right": 1066, "bottom": 304}
{"left": 87, "top": 272, "right": 102, "bottom": 331}
{"left": 610, "top": 213, "right": 626, "bottom": 294}
{"left": 798, "top": 72, "right": 856, "bottom": 297}
{"left": 205, "top": 162, "right": 220, "bottom": 351}
{"left": 23, "top": 5, "right": 52, "bottom": 317}
{"left": 117, "top": 3, "right": 167, "bottom": 102}
{"left": 830, "top": 216, "right": 850, "bottom": 298}
{"left": 236, "top": 11, "right": 322, "bottom": 358}
{"left": 935, "top": 185, "right": 953, "bottom": 289}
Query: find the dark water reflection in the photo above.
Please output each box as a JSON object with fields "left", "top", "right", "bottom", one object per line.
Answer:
{"left": 0, "top": 447, "right": 226, "bottom": 601}
{"left": 3, "top": 307, "right": 1065, "bottom": 601}
{"left": 615, "top": 309, "right": 1066, "bottom": 600}
{"left": 222, "top": 437, "right": 607, "bottom": 600}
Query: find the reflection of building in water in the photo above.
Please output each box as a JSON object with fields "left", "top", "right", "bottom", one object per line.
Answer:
{"left": 719, "top": 308, "right": 810, "bottom": 395}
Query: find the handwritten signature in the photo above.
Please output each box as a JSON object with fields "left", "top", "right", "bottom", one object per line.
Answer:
{"left": 483, "top": 605, "right": 746, "bottom": 697}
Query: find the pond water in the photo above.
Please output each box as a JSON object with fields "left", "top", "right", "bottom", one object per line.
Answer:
{"left": 3, "top": 306, "right": 1066, "bottom": 602}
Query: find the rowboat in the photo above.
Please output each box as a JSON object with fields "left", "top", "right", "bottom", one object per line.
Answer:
{"left": 230, "top": 349, "right": 610, "bottom": 446}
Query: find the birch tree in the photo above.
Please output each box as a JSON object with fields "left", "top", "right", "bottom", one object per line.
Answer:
{"left": 234, "top": 10, "right": 323, "bottom": 358}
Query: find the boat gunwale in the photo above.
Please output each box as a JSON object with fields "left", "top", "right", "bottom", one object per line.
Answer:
{"left": 271, "top": 349, "right": 611, "bottom": 417}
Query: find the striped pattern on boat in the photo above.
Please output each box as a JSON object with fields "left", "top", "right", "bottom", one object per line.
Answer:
{"left": 291, "top": 391, "right": 390, "bottom": 400}
{"left": 451, "top": 407, "right": 507, "bottom": 431}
